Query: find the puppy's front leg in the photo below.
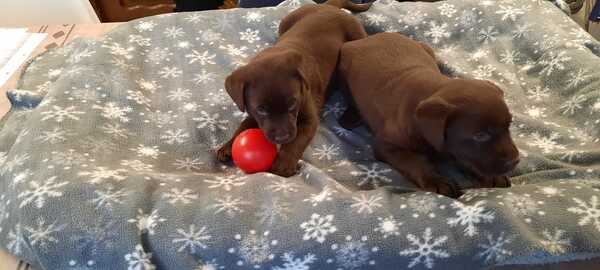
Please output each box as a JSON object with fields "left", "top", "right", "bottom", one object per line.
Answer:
{"left": 216, "top": 116, "right": 257, "bottom": 162}
{"left": 374, "top": 142, "right": 461, "bottom": 198}
{"left": 270, "top": 112, "right": 319, "bottom": 177}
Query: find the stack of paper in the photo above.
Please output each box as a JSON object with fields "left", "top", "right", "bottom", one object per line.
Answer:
{"left": 0, "top": 28, "right": 46, "bottom": 87}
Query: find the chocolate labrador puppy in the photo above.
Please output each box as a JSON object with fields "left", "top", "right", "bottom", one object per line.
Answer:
{"left": 216, "top": 0, "right": 371, "bottom": 176}
{"left": 338, "top": 32, "right": 519, "bottom": 197}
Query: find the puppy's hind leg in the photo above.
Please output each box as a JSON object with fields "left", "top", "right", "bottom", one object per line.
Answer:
{"left": 216, "top": 116, "right": 257, "bottom": 162}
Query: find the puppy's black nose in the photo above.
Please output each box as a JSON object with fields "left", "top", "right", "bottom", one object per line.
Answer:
{"left": 504, "top": 158, "right": 520, "bottom": 171}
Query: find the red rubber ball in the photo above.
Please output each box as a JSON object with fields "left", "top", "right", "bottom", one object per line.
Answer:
{"left": 232, "top": 128, "right": 277, "bottom": 174}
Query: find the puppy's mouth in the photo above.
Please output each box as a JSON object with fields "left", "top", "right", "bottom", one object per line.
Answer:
{"left": 457, "top": 158, "right": 517, "bottom": 177}
{"left": 268, "top": 134, "right": 295, "bottom": 145}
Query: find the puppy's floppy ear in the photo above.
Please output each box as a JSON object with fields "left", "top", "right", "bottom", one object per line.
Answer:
{"left": 225, "top": 68, "right": 247, "bottom": 112}
{"left": 283, "top": 49, "right": 311, "bottom": 95}
{"left": 415, "top": 96, "right": 455, "bottom": 152}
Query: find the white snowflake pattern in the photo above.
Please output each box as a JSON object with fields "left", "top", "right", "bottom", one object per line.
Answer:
{"left": 121, "top": 159, "right": 153, "bottom": 171}
{"left": 447, "top": 201, "right": 494, "bottom": 237}
{"left": 437, "top": 3, "right": 456, "bottom": 17}
{"left": 185, "top": 50, "right": 216, "bottom": 65}
{"left": 500, "top": 50, "right": 521, "bottom": 64}
{"left": 159, "top": 129, "right": 190, "bottom": 145}
{"left": 136, "top": 78, "right": 159, "bottom": 93}
{"left": 257, "top": 197, "right": 291, "bottom": 225}
{"left": 300, "top": 213, "right": 337, "bottom": 243}
{"left": 333, "top": 126, "right": 352, "bottom": 137}
{"left": 167, "top": 88, "right": 192, "bottom": 101}
{"left": 25, "top": 219, "right": 65, "bottom": 249}
{"left": 424, "top": 21, "right": 450, "bottom": 44}
{"left": 526, "top": 86, "right": 550, "bottom": 102}
{"left": 210, "top": 195, "right": 249, "bottom": 217}
{"left": 468, "top": 49, "right": 489, "bottom": 62}
{"left": 204, "top": 175, "right": 246, "bottom": 191}
{"left": 312, "top": 144, "right": 340, "bottom": 161}
{"left": 135, "top": 21, "right": 157, "bottom": 32}
{"left": 7, "top": 224, "right": 27, "bottom": 255}
{"left": 527, "top": 132, "right": 565, "bottom": 154}
{"left": 478, "top": 26, "right": 499, "bottom": 44}
{"left": 124, "top": 244, "right": 156, "bottom": 270}
{"left": 566, "top": 68, "right": 591, "bottom": 88}
{"left": 78, "top": 167, "right": 127, "bottom": 184}
{"left": 93, "top": 102, "right": 132, "bottom": 123}
{"left": 102, "top": 123, "right": 131, "bottom": 139}
{"left": 244, "top": 11, "right": 265, "bottom": 22}
{"left": 164, "top": 26, "right": 185, "bottom": 39}
{"left": 399, "top": 227, "right": 449, "bottom": 269}
{"left": 405, "top": 195, "right": 439, "bottom": 218}
{"left": 272, "top": 253, "right": 316, "bottom": 270}
{"left": 93, "top": 185, "right": 129, "bottom": 209}
{"left": 495, "top": 5, "right": 525, "bottom": 21}
{"left": 472, "top": 65, "right": 496, "bottom": 79}
{"left": 524, "top": 105, "right": 547, "bottom": 119}
{"left": 129, "top": 35, "right": 151, "bottom": 47}
{"left": 331, "top": 236, "right": 375, "bottom": 269}
{"left": 374, "top": 215, "right": 402, "bottom": 238}
{"left": 193, "top": 111, "right": 229, "bottom": 131}
{"left": 567, "top": 195, "right": 600, "bottom": 232}
{"left": 536, "top": 186, "right": 565, "bottom": 198}
{"left": 351, "top": 163, "right": 393, "bottom": 187}
{"left": 37, "top": 127, "right": 70, "bottom": 144}
{"left": 560, "top": 95, "right": 587, "bottom": 115}
{"left": 240, "top": 28, "right": 261, "bottom": 44}
{"left": 539, "top": 51, "right": 571, "bottom": 76}
{"left": 41, "top": 105, "right": 85, "bottom": 122}
{"left": 365, "top": 14, "right": 388, "bottom": 26}
{"left": 132, "top": 144, "right": 164, "bottom": 160}
{"left": 513, "top": 23, "right": 531, "bottom": 38}
{"left": 126, "top": 90, "right": 151, "bottom": 108}
{"left": 163, "top": 188, "right": 198, "bottom": 205}
{"left": 233, "top": 230, "right": 277, "bottom": 267}
{"left": 303, "top": 186, "right": 336, "bottom": 207}
{"left": 173, "top": 157, "right": 203, "bottom": 171}
{"left": 102, "top": 43, "right": 135, "bottom": 59}
{"left": 158, "top": 66, "right": 183, "bottom": 78}
{"left": 502, "top": 193, "right": 545, "bottom": 223}
{"left": 322, "top": 102, "right": 345, "bottom": 118}
{"left": 350, "top": 193, "right": 383, "bottom": 215}
{"left": 192, "top": 69, "right": 217, "bottom": 86}
{"left": 476, "top": 232, "right": 513, "bottom": 264}
{"left": 147, "top": 47, "right": 171, "bottom": 63}
{"left": 268, "top": 179, "right": 300, "bottom": 195}
{"left": 18, "top": 176, "right": 68, "bottom": 208}
{"left": 128, "top": 209, "right": 166, "bottom": 235}
{"left": 219, "top": 44, "right": 248, "bottom": 58}
{"left": 173, "top": 225, "right": 211, "bottom": 253}
{"left": 540, "top": 228, "right": 571, "bottom": 254}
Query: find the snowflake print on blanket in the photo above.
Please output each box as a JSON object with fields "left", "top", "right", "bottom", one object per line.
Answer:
{"left": 124, "top": 244, "right": 156, "bottom": 270}
{"left": 172, "top": 224, "right": 211, "bottom": 254}
{"left": 540, "top": 228, "right": 571, "bottom": 254}
{"left": 567, "top": 195, "right": 600, "bottom": 232}
{"left": 230, "top": 230, "right": 278, "bottom": 268}
{"left": 41, "top": 105, "right": 85, "bottom": 122}
{"left": 374, "top": 215, "right": 402, "bottom": 239}
{"left": 495, "top": 5, "right": 525, "bottom": 21}
{"left": 272, "top": 253, "right": 316, "bottom": 270}
{"left": 240, "top": 28, "right": 261, "bottom": 44}
{"left": 24, "top": 218, "right": 65, "bottom": 250}
{"left": 18, "top": 176, "right": 69, "bottom": 208}
{"left": 312, "top": 144, "right": 340, "bottom": 161}
{"left": 476, "top": 232, "right": 513, "bottom": 264}
{"left": 79, "top": 167, "right": 127, "bottom": 184}
{"left": 447, "top": 201, "right": 495, "bottom": 237}
{"left": 210, "top": 195, "right": 249, "bottom": 217}
{"left": 193, "top": 111, "right": 229, "bottom": 132}
{"left": 399, "top": 228, "right": 449, "bottom": 269}
{"left": 93, "top": 185, "right": 129, "bottom": 210}
{"left": 185, "top": 50, "right": 216, "bottom": 65}
{"left": 351, "top": 163, "right": 393, "bottom": 187}
{"left": 127, "top": 209, "right": 166, "bottom": 235}
{"left": 204, "top": 175, "right": 246, "bottom": 191}
{"left": 173, "top": 157, "right": 203, "bottom": 171}
{"left": 301, "top": 213, "right": 337, "bottom": 243}
{"left": 424, "top": 21, "right": 450, "bottom": 44}
{"left": 350, "top": 193, "right": 383, "bottom": 215}
{"left": 92, "top": 102, "right": 132, "bottom": 122}
{"left": 330, "top": 235, "right": 378, "bottom": 269}
{"left": 163, "top": 188, "right": 198, "bottom": 205}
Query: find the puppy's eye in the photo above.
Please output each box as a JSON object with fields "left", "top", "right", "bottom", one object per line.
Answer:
{"left": 256, "top": 106, "right": 268, "bottom": 116}
{"left": 288, "top": 100, "right": 297, "bottom": 111}
{"left": 472, "top": 132, "right": 491, "bottom": 142}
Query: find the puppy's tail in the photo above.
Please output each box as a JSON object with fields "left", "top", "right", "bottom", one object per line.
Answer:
{"left": 324, "top": 0, "right": 373, "bottom": 12}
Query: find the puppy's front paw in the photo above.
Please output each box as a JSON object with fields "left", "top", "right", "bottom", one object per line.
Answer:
{"left": 216, "top": 143, "right": 232, "bottom": 162}
{"left": 420, "top": 174, "right": 461, "bottom": 198}
{"left": 270, "top": 156, "right": 298, "bottom": 177}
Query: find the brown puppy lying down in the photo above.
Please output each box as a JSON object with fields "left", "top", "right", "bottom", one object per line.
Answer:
{"left": 338, "top": 32, "right": 519, "bottom": 197}
{"left": 217, "top": 0, "right": 371, "bottom": 176}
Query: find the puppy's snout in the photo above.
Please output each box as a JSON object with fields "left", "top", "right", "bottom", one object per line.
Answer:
{"left": 503, "top": 158, "right": 520, "bottom": 172}
{"left": 275, "top": 133, "right": 290, "bottom": 142}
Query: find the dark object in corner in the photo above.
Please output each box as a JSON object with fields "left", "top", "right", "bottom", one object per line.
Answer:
{"left": 175, "top": 0, "right": 225, "bottom": 11}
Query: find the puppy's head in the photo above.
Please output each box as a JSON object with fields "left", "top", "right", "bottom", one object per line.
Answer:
{"left": 225, "top": 49, "right": 307, "bottom": 144}
{"left": 415, "top": 79, "right": 519, "bottom": 176}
